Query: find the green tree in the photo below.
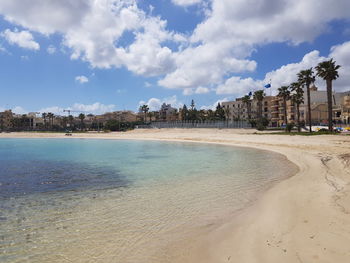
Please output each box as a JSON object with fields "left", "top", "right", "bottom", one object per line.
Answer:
{"left": 277, "top": 86, "right": 291, "bottom": 127}
{"left": 190, "top": 99, "right": 195, "bottom": 111}
{"left": 215, "top": 103, "right": 225, "bottom": 120}
{"left": 139, "top": 105, "right": 149, "bottom": 122}
{"left": 68, "top": 115, "right": 74, "bottom": 129}
{"left": 147, "top": 111, "right": 154, "bottom": 122}
{"left": 298, "top": 68, "right": 315, "bottom": 132}
{"left": 316, "top": 59, "right": 341, "bottom": 131}
{"left": 290, "top": 82, "right": 304, "bottom": 132}
{"left": 78, "top": 113, "right": 85, "bottom": 130}
{"left": 61, "top": 116, "right": 68, "bottom": 129}
{"left": 47, "top": 112, "right": 54, "bottom": 129}
{"left": 181, "top": 104, "right": 189, "bottom": 121}
{"left": 242, "top": 95, "right": 252, "bottom": 120}
{"left": 253, "top": 90, "right": 265, "bottom": 122}
{"left": 42, "top": 112, "right": 47, "bottom": 129}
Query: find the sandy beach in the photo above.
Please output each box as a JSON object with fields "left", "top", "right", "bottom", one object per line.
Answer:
{"left": 1, "top": 129, "right": 350, "bottom": 262}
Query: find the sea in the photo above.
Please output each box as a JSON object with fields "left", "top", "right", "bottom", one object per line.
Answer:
{"left": 0, "top": 138, "right": 298, "bottom": 262}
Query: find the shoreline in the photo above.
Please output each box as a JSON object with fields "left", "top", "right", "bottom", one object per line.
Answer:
{"left": 1, "top": 129, "right": 350, "bottom": 262}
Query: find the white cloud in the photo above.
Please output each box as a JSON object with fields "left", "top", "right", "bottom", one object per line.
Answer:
{"left": 216, "top": 43, "right": 350, "bottom": 97}
{"left": 2, "top": 28, "right": 39, "bottom": 50}
{"left": 138, "top": 95, "right": 182, "bottom": 111}
{"left": 160, "top": 0, "right": 350, "bottom": 92}
{"left": 329, "top": 41, "right": 350, "bottom": 92}
{"left": 201, "top": 98, "right": 231, "bottom": 111}
{"left": 182, "top": 86, "right": 210, "bottom": 95}
{"left": 195, "top": 87, "right": 210, "bottom": 94}
{"left": 262, "top": 50, "right": 326, "bottom": 94}
{"left": 40, "top": 102, "right": 116, "bottom": 115}
{"left": 0, "top": 0, "right": 90, "bottom": 35}
{"left": 12, "top": 106, "right": 27, "bottom": 114}
{"left": 216, "top": 77, "right": 262, "bottom": 95}
{"left": 172, "top": 0, "right": 202, "bottom": 7}
{"left": 0, "top": 0, "right": 350, "bottom": 94}
{"left": 47, "top": 45, "right": 56, "bottom": 54}
{"left": 0, "top": 44, "right": 8, "bottom": 53}
{"left": 158, "top": 43, "right": 257, "bottom": 90}
{"left": 75, "top": 75, "right": 89, "bottom": 84}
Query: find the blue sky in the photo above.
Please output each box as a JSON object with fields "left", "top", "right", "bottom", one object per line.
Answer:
{"left": 0, "top": 0, "right": 349, "bottom": 114}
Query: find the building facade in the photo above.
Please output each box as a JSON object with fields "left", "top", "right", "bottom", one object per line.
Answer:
{"left": 222, "top": 87, "right": 350, "bottom": 127}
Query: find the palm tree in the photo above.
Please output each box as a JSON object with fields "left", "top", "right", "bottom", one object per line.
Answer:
{"left": 316, "top": 59, "right": 341, "bottom": 131}
{"left": 139, "top": 105, "right": 149, "bottom": 122}
{"left": 298, "top": 68, "right": 315, "bottom": 132}
{"left": 253, "top": 90, "right": 265, "bottom": 122}
{"left": 47, "top": 112, "right": 54, "bottom": 129}
{"left": 61, "top": 116, "right": 68, "bottom": 129}
{"left": 78, "top": 113, "right": 85, "bottom": 130}
{"left": 68, "top": 115, "right": 74, "bottom": 129}
{"left": 147, "top": 111, "right": 153, "bottom": 122}
{"left": 42, "top": 112, "right": 47, "bottom": 129}
{"left": 277, "top": 86, "right": 291, "bottom": 126}
{"left": 242, "top": 95, "right": 252, "bottom": 120}
{"left": 290, "top": 82, "right": 304, "bottom": 132}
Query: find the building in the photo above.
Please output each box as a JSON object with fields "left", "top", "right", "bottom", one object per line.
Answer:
{"left": 159, "top": 103, "right": 178, "bottom": 121}
{"left": 222, "top": 96, "right": 274, "bottom": 122}
{"left": 222, "top": 86, "right": 350, "bottom": 127}
{"left": 0, "top": 110, "right": 13, "bottom": 130}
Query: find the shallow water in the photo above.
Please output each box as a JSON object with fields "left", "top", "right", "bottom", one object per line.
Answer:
{"left": 0, "top": 138, "right": 298, "bottom": 262}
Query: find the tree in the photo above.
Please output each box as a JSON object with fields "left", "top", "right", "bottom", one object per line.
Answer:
{"left": 68, "top": 115, "right": 74, "bottom": 129}
{"left": 253, "top": 90, "right": 265, "bottom": 122}
{"left": 61, "top": 116, "right": 68, "bottom": 129}
{"left": 316, "top": 59, "right": 341, "bottom": 131}
{"left": 242, "top": 95, "right": 252, "bottom": 120}
{"left": 139, "top": 105, "right": 149, "bottom": 122}
{"left": 277, "top": 86, "right": 291, "bottom": 127}
{"left": 215, "top": 103, "right": 225, "bottom": 120}
{"left": 78, "top": 113, "right": 85, "bottom": 130}
{"left": 290, "top": 82, "right": 304, "bottom": 132}
{"left": 147, "top": 111, "right": 152, "bottom": 122}
{"left": 42, "top": 112, "right": 47, "bottom": 129}
{"left": 187, "top": 100, "right": 199, "bottom": 121}
{"left": 298, "top": 68, "right": 315, "bottom": 132}
{"left": 190, "top": 99, "right": 195, "bottom": 111}
{"left": 47, "top": 112, "right": 54, "bottom": 129}
{"left": 181, "top": 104, "right": 189, "bottom": 121}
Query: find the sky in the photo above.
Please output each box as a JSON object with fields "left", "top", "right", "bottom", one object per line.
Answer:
{"left": 0, "top": 0, "right": 350, "bottom": 115}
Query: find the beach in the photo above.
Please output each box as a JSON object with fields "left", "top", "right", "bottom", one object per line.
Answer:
{"left": 1, "top": 129, "right": 350, "bottom": 262}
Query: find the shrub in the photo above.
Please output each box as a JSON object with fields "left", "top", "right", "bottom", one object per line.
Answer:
{"left": 285, "top": 122, "right": 294, "bottom": 132}
{"left": 249, "top": 119, "right": 257, "bottom": 128}
{"left": 256, "top": 117, "right": 269, "bottom": 131}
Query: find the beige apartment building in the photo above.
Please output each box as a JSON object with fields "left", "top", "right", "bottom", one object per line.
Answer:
{"left": 222, "top": 86, "right": 350, "bottom": 127}
{"left": 222, "top": 96, "right": 274, "bottom": 122}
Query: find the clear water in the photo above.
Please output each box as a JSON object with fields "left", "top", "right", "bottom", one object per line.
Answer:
{"left": 0, "top": 138, "right": 297, "bottom": 262}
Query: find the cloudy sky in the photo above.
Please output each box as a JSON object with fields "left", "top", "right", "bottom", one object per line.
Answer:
{"left": 0, "top": 0, "right": 350, "bottom": 114}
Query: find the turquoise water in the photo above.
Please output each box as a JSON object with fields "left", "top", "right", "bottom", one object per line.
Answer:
{"left": 0, "top": 138, "right": 297, "bottom": 262}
